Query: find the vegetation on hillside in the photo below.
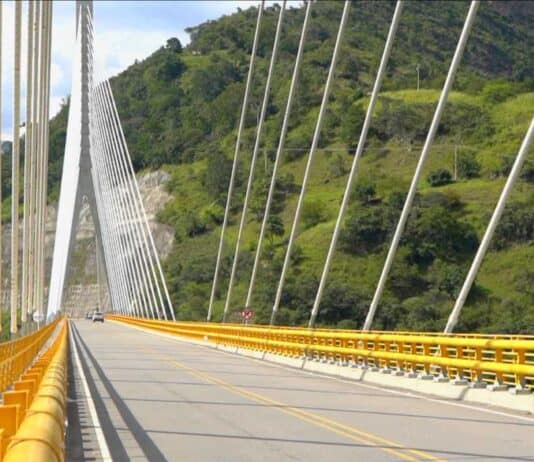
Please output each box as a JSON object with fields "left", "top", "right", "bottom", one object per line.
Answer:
{"left": 44, "top": 1, "right": 533, "bottom": 333}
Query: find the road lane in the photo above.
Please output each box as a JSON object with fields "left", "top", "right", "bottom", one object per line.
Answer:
{"left": 67, "top": 320, "right": 534, "bottom": 461}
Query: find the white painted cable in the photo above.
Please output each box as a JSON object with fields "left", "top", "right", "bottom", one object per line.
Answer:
{"left": 40, "top": 2, "right": 53, "bottom": 318}
{"left": 207, "top": 1, "right": 265, "bottom": 321}
{"left": 445, "top": 117, "right": 534, "bottom": 333}
{"left": 246, "top": 0, "right": 312, "bottom": 310}
{"left": 93, "top": 83, "right": 157, "bottom": 318}
{"left": 85, "top": 10, "right": 128, "bottom": 315}
{"left": 270, "top": 0, "right": 352, "bottom": 325}
{"left": 11, "top": 1, "right": 22, "bottom": 334}
{"left": 308, "top": 1, "right": 404, "bottom": 328}
{"left": 94, "top": 76, "right": 162, "bottom": 319}
{"left": 90, "top": 84, "right": 133, "bottom": 313}
{"left": 0, "top": 2, "right": 3, "bottom": 331}
{"left": 223, "top": 1, "right": 287, "bottom": 321}
{"left": 104, "top": 79, "right": 176, "bottom": 320}
{"left": 96, "top": 78, "right": 164, "bottom": 320}
{"left": 93, "top": 84, "right": 152, "bottom": 318}
{"left": 21, "top": 1, "right": 35, "bottom": 324}
{"left": 28, "top": 1, "right": 41, "bottom": 317}
{"left": 363, "top": 1, "right": 479, "bottom": 331}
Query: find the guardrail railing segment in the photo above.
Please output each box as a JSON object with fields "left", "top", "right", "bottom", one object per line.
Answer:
{"left": 0, "top": 319, "right": 60, "bottom": 393}
{"left": 109, "top": 315, "right": 534, "bottom": 391}
{"left": 0, "top": 320, "right": 68, "bottom": 462}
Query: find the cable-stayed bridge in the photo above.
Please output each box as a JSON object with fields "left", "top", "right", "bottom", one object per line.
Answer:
{"left": 0, "top": 1, "right": 532, "bottom": 461}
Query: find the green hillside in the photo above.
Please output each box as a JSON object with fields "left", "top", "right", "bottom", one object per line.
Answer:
{"left": 47, "top": 1, "right": 533, "bottom": 333}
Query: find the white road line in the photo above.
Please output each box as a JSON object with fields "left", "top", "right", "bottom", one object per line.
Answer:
{"left": 70, "top": 323, "right": 113, "bottom": 461}
{"left": 108, "top": 319, "right": 534, "bottom": 424}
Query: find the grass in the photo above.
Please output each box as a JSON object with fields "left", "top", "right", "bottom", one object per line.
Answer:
{"left": 160, "top": 87, "right": 533, "bottom": 325}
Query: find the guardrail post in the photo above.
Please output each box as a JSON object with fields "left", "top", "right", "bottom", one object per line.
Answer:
{"left": 0, "top": 405, "right": 19, "bottom": 458}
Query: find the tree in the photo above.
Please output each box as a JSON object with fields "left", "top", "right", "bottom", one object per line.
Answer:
{"left": 155, "top": 52, "right": 185, "bottom": 81}
{"left": 341, "top": 205, "right": 391, "bottom": 254}
{"left": 340, "top": 102, "right": 365, "bottom": 151}
{"left": 353, "top": 179, "right": 376, "bottom": 204}
{"left": 166, "top": 37, "right": 183, "bottom": 53}
{"left": 492, "top": 201, "right": 534, "bottom": 250}
{"left": 266, "top": 214, "right": 285, "bottom": 243}
{"left": 203, "top": 149, "right": 235, "bottom": 201}
{"left": 405, "top": 205, "right": 478, "bottom": 265}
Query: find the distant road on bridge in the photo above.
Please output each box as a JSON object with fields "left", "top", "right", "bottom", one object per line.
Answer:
{"left": 67, "top": 320, "right": 534, "bottom": 461}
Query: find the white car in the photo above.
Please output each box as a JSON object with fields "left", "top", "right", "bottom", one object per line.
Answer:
{"left": 92, "top": 311, "right": 104, "bottom": 323}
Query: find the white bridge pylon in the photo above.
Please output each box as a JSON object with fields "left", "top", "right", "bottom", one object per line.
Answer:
{"left": 47, "top": 1, "right": 174, "bottom": 320}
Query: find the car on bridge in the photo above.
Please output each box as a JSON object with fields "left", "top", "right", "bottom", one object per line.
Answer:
{"left": 92, "top": 311, "right": 104, "bottom": 323}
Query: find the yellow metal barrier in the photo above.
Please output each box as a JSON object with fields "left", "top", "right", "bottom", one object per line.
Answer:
{"left": 1, "top": 321, "right": 68, "bottom": 462}
{"left": 0, "top": 319, "right": 60, "bottom": 393}
{"left": 109, "top": 315, "right": 534, "bottom": 390}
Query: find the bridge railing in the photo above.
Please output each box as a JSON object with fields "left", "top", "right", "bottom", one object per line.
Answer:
{"left": 109, "top": 315, "right": 534, "bottom": 390}
{"left": 0, "top": 319, "right": 60, "bottom": 393}
{"left": 1, "top": 320, "right": 68, "bottom": 461}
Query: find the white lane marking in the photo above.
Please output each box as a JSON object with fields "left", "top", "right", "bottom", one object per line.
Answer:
{"left": 70, "top": 323, "right": 113, "bottom": 461}
{"left": 107, "top": 320, "right": 534, "bottom": 424}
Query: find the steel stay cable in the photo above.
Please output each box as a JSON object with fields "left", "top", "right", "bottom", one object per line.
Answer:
{"left": 90, "top": 63, "right": 143, "bottom": 317}
{"left": 223, "top": 1, "right": 287, "bottom": 321}
{"left": 28, "top": 1, "right": 41, "bottom": 317}
{"left": 22, "top": 1, "right": 35, "bottom": 324}
{"left": 41, "top": 2, "right": 54, "bottom": 318}
{"left": 34, "top": 2, "right": 46, "bottom": 319}
{"left": 245, "top": 0, "right": 313, "bottom": 309}
{"left": 445, "top": 117, "right": 534, "bottom": 333}
{"left": 91, "top": 63, "right": 153, "bottom": 318}
{"left": 208, "top": 1, "right": 265, "bottom": 321}
{"left": 87, "top": 16, "right": 139, "bottom": 317}
{"left": 86, "top": 10, "right": 132, "bottom": 316}
{"left": 309, "top": 1, "right": 404, "bottom": 328}
{"left": 271, "top": 0, "right": 351, "bottom": 325}
{"left": 104, "top": 78, "right": 175, "bottom": 320}
{"left": 90, "top": 81, "right": 131, "bottom": 315}
{"left": 11, "top": 1, "right": 22, "bottom": 334}
{"left": 39, "top": 1, "right": 53, "bottom": 319}
{"left": 363, "top": 1, "right": 480, "bottom": 330}
{"left": 92, "top": 84, "right": 151, "bottom": 318}
{"left": 96, "top": 77, "right": 164, "bottom": 319}
{"left": 95, "top": 80, "right": 161, "bottom": 319}
{"left": 35, "top": 2, "right": 52, "bottom": 319}
{"left": 93, "top": 91, "right": 150, "bottom": 318}
{"left": 85, "top": 7, "right": 168, "bottom": 319}
{"left": 0, "top": 2, "right": 3, "bottom": 330}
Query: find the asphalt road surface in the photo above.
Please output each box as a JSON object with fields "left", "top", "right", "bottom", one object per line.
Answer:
{"left": 67, "top": 319, "right": 534, "bottom": 461}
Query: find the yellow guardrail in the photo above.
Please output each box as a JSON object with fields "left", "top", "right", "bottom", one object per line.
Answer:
{"left": 109, "top": 315, "right": 534, "bottom": 390}
{"left": 0, "top": 319, "right": 60, "bottom": 393}
{"left": 0, "top": 320, "right": 68, "bottom": 462}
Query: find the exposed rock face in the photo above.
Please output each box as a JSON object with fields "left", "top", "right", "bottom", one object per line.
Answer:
{"left": 137, "top": 170, "right": 174, "bottom": 259}
{"left": 1, "top": 169, "right": 174, "bottom": 312}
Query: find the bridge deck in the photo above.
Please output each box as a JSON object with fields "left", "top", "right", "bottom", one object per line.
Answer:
{"left": 67, "top": 320, "right": 534, "bottom": 461}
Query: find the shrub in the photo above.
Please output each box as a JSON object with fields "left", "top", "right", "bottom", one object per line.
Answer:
{"left": 427, "top": 168, "right": 453, "bottom": 187}
{"left": 340, "top": 206, "right": 390, "bottom": 254}
{"left": 457, "top": 153, "right": 481, "bottom": 179}
{"left": 493, "top": 202, "right": 534, "bottom": 250}
{"left": 302, "top": 199, "right": 328, "bottom": 229}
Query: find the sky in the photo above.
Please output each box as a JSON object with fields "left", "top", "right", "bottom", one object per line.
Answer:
{"left": 1, "top": 0, "right": 284, "bottom": 141}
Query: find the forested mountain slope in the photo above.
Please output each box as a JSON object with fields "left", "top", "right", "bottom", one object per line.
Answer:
{"left": 46, "top": 1, "right": 533, "bottom": 332}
